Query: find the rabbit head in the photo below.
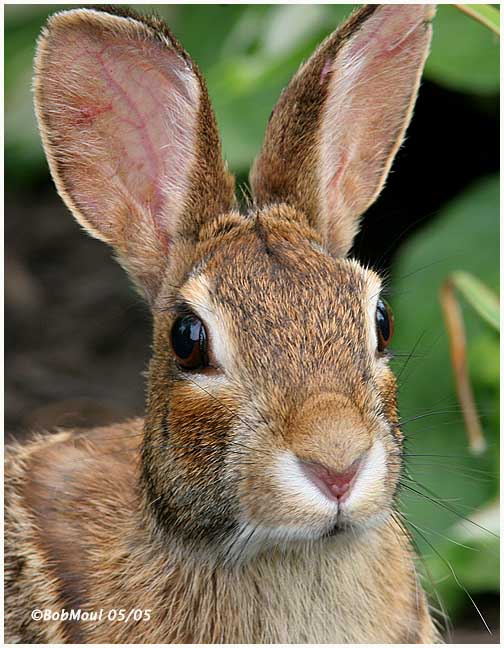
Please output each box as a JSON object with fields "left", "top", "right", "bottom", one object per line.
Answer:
{"left": 34, "top": 5, "right": 434, "bottom": 561}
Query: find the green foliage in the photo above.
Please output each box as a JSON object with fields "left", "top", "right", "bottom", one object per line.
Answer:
{"left": 426, "top": 5, "right": 500, "bottom": 94}
{"left": 427, "top": 497, "right": 500, "bottom": 615}
{"left": 450, "top": 271, "right": 499, "bottom": 331}
{"left": 391, "top": 176, "right": 499, "bottom": 613}
{"left": 454, "top": 4, "right": 500, "bottom": 36}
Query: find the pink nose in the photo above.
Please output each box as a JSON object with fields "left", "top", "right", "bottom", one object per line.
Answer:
{"left": 300, "top": 458, "right": 361, "bottom": 502}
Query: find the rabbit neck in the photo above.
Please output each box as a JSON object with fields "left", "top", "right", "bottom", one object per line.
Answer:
{"left": 130, "top": 505, "right": 433, "bottom": 643}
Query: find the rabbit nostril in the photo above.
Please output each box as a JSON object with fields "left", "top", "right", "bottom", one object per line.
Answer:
{"left": 299, "top": 457, "right": 362, "bottom": 503}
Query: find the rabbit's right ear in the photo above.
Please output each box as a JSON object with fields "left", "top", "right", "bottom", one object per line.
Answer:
{"left": 34, "top": 8, "right": 235, "bottom": 302}
{"left": 251, "top": 4, "right": 434, "bottom": 257}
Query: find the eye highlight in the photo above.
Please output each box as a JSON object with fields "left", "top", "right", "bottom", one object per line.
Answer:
{"left": 376, "top": 298, "right": 394, "bottom": 352}
{"left": 170, "top": 314, "right": 208, "bottom": 370}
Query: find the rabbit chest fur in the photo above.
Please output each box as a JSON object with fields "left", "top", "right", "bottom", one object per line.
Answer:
{"left": 6, "top": 4, "right": 441, "bottom": 644}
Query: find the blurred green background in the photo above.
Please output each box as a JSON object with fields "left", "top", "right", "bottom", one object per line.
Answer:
{"left": 5, "top": 4, "right": 499, "bottom": 642}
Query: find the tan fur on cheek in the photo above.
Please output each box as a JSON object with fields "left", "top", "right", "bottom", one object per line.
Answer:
{"left": 375, "top": 367, "right": 403, "bottom": 495}
{"left": 168, "top": 382, "right": 236, "bottom": 459}
{"left": 378, "top": 367, "right": 401, "bottom": 436}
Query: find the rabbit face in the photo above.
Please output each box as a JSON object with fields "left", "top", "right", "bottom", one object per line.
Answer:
{"left": 34, "top": 5, "right": 433, "bottom": 561}
{"left": 143, "top": 205, "right": 401, "bottom": 559}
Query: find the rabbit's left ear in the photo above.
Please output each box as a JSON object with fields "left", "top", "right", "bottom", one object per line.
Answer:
{"left": 251, "top": 4, "right": 435, "bottom": 256}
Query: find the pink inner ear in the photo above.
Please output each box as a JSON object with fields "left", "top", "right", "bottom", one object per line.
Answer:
{"left": 46, "top": 21, "right": 199, "bottom": 249}
{"left": 345, "top": 5, "right": 434, "bottom": 63}
{"left": 320, "top": 5, "right": 433, "bottom": 254}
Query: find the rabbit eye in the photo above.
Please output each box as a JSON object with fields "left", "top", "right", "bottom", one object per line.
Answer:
{"left": 171, "top": 315, "right": 208, "bottom": 370}
{"left": 376, "top": 298, "right": 394, "bottom": 352}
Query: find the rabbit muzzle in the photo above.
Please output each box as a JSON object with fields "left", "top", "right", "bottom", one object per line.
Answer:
{"left": 229, "top": 390, "right": 398, "bottom": 560}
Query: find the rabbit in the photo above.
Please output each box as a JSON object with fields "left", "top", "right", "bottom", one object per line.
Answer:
{"left": 5, "top": 4, "right": 440, "bottom": 644}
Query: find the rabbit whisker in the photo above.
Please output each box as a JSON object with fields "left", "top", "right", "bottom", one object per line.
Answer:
{"left": 389, "top": 511, "right": 451, "bottom": 640}
{"left": 406, "top": 518, "right": 492, "bottom": 635}
{"left": 398, "top": 481, "right": 498, "bottom": 539}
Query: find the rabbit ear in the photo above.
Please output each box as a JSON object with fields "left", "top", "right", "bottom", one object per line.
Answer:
{"left": 34, "top": 7, "right": 235, "bottom": 302}
{"left": 250, "top": 4, "right": 434, "bottom": 256}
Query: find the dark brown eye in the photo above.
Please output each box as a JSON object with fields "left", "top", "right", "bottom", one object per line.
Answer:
{"left": 170, "top": 315, "right": 208, "bottom": 370}
{"left": 376, "top": 298, "right": 394, "bottom": 352}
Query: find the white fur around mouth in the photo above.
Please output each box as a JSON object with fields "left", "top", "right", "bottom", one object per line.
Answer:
{"left": 223, "top": 521, "right": 321, "bottom": 565}
{"left": 224, "top": 442, "right": 389, "bottom": 563}
{"left": 342, "top": 440, "right": 387, "bottom": 510}
{"left": 275, "top": 439, "right": 387, "bottom": 514}
{"left": 275, "top": 451, "right": 340, "bottom": 514}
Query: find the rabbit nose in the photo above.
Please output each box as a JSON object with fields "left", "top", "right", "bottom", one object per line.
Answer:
{"left": 299, "top": 457, "right": 362, "bottom": 502}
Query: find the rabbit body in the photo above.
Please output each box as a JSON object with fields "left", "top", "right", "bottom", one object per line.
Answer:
{"left": 6, "top": 4, "right": 440, "bottom": 643}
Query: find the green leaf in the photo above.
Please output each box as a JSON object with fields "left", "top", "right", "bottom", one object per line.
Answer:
{"left": 451, "top": 271, "right": 500, "bottom": 330}
{"left": 391, "top": 175, "right": 499, "bottom": 611}
{"left": 468, "top": 335, "right": 500, "bottom": 387}
{"left": 453, "top": 5, "right": 500, "bottom": 36}
{"left": 426, "top": 5, "right": 500, "bottom": 94}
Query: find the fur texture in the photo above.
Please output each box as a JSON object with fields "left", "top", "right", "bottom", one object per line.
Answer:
{"left": 6, "top": 4, "right": 440, "bottom": 643}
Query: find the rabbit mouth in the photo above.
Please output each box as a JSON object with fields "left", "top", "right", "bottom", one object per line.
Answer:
{"left": 324, "top": 508, "right": 391, "bottom": 539}
{"left": 229, "top": 439, "right": 394, "bottom": 561}
{"left": 324, "top": 520, "right": 350, "bottom": 538}
{"left": 221, "top": 506, "right": 389, "bottom": 565}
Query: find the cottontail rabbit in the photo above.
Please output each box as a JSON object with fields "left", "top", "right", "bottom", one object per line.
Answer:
{"left": 5, "top": 4, "right": 439, "bottom": 643}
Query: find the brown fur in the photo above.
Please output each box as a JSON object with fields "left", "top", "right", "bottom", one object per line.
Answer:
{"left": 6, "top": 422, "right": 434, "bottom": 643}
{"left": 6, "top": 4, "right": 440, "bottom": 643}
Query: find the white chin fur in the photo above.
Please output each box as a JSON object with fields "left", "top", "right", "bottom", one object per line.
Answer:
{"left": 223, "top": 522, "right": 321, "bottom": 565}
